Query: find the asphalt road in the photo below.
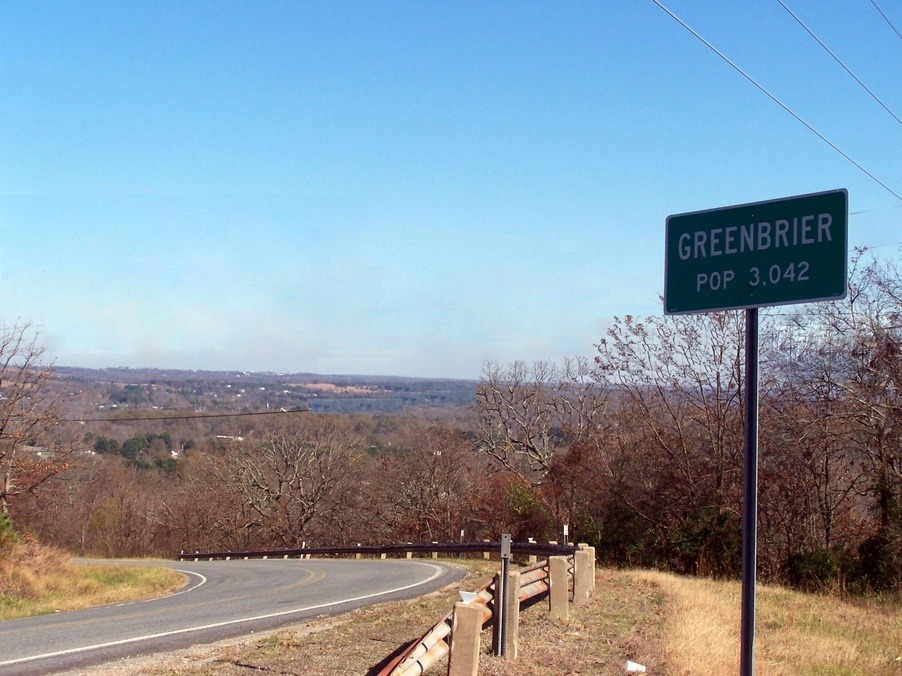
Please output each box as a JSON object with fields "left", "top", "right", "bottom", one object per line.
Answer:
{"left": 0, "top": 558, "right": 465, "bottom": 675}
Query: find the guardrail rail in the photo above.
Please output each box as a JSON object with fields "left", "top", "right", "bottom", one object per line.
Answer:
{"left": 176, "top": 539, "right": 595, "bottom": 675}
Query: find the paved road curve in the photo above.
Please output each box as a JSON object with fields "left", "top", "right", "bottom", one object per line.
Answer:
{"left": 0, "top": 558, "right": 465, "bottom": 675}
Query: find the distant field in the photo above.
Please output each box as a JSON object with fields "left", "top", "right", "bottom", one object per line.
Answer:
{"left": 51, "top": 365, "right": 477, "bottom": 415}
{"left": 293, "top": 382, "right": 376, "bottom": 395}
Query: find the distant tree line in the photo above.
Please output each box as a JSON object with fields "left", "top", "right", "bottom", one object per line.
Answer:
{"left": 2, "top": 253, "right": 900, "bottom": 593}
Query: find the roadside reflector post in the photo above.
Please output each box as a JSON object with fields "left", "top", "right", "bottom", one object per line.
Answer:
{"left": 493, "top": 533, "right": 511, "bottom": 657}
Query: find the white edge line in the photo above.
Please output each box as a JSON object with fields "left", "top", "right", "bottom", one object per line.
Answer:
{"left": 121, "top": 570, "right": 208, "bottom": 605}
{"left": 0, "top": 562, "right": 445, "bottom": 667}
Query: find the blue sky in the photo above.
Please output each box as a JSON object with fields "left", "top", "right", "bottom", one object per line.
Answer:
{"left": 2, "top": 1, "right": 900, "bottom": 379}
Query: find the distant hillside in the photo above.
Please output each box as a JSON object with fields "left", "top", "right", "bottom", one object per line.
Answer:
{"left": 50, "top": 366, "right": 477, "bottom": 416}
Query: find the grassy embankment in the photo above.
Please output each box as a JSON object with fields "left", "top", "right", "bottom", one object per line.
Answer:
{"left": 91, "top": 559, "right": 900, "bottom": 675}
{"left": 0, "top": 538, "right": 185, "bottom": 621}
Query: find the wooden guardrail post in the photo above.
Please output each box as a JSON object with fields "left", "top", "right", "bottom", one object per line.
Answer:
{"left": 573, "top": 549, "right": 591, "bottom": 605}
{"left": 448, "top": 602, "right": 482, "bottom": 676}
{"left": 548, "top": 556, "right": 569, "bottom": 620}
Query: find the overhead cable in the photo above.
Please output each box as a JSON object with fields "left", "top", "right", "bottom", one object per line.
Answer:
{"left": 650, "top": 0, "right": 902, "bottom": 201}
{"left": 870, "top": 0, "right": 902, "bottom": 42}
{"left": 777, "top": 0, "right": 901, "bottom": 126}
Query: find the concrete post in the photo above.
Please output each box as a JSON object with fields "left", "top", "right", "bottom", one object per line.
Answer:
{"left": 548, "top": 556, "right": 569, "bottom": 621}
{"left": 587, "top": 546, "right": 596, "bottom": 591}
{"left": 448, "top": 602, "right": 482, "bottom": 676}
{"left": 380, "top": 552, "right": 387, "bottom": 560}
{"left": 573, "top": 549, "right": 591, "bottom": 605}
{"left": 505, "top": 570, "right": 521, "bottom": 660}
{"left": 483, "top": 539, "right": 491, "bottom": 560}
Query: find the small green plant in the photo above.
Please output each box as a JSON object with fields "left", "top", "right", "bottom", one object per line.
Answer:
{"left": 0, "top": 513, "right": 20, "bottom": 553}
{"left": 785, "top": 548, "right": 841, "bottom": 592}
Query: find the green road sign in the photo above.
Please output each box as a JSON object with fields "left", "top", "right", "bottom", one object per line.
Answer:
{"left": 665, "top": 189, "right": 848, "bottom": 314}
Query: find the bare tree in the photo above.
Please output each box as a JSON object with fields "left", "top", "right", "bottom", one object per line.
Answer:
{"left": 756, "top": 311, "right": 869, "bottom": 574}
{"left": 475, "top": 357, "right": 607, "bottom": 485}
{"left": 795, "top": 253, "right": 902, "bottom": 588}
{"left": 375, "top": 423, "right": 476, "bottom": 542}
{"left": 213, "top": 415, "right": 363, "bottom": 548}
{"left": 595, "top": 312, "right": 749, "bottom": 509}
{"left": 591, "top": 312, "right": 754, "bottom": 576}
{"left": 0, "top": 322, "right": 71, "bottom": 515}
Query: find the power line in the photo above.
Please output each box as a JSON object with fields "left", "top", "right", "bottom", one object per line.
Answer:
{"left": 66, "top": 408, "right": 310, "bottom": 423}
{"left": 650, "top": 0, "right": 902, "bottom": 201}
{"left": 850, "top": 203, "right": 902, "bottom": 214}
{"left": 870, "top": 0, "right": 902, "bottom": 42}
{"left": 777, "top": 0, "right": 901, "bottom": 126}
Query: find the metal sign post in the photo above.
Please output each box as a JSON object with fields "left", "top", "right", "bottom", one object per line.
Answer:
{"left": 664, "top": 190, "right": 847, "bottom": 676}
{"left": 741, "top": 308, "right": 759, "bottom": 676}
{"left": 494, "top": 533, "right": 512, "bottom": 657}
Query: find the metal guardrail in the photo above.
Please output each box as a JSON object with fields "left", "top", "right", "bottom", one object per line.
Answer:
{"left": 177, "top": 541, "right": 578, "bottom": 561}
{"left": 177, "top": 540, "right": 585, "bottom": 676}
{"left": 376, "top": 556, "right": 571, "bottom": 676}
{"left": 377, "top": 574, "right": 495, "bottom": 676}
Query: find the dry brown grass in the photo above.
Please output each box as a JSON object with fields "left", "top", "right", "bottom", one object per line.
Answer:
{"left": 637, "top": 571, "right": 740, "bottom": 674}
{"left": 0, "top": 539, "right": 185, "bottom": 620}
{"left": 634, "top": 570, "right": 902, "bottom": 675}
{"left": 479, "top": 568, "right": 668, "bottom": 675}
